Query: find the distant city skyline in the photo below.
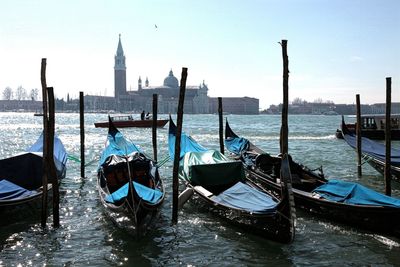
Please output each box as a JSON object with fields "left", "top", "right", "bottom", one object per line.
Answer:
{"left": 0, "top": 0, "right": 399, "bottom": 109}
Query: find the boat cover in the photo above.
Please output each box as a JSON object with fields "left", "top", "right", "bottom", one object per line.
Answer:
{"left": 343, "top": 133, "right": 400, "bottom": 166}
{"left": 27, "top": 132, "right": 68, "bottom": 172}
{"left": 168, "top": 119, "right": 207, "bottom": 160}
{"left": 99, "top": 130, "right": 141, "bottom": 168}
{"left": 225, "top": 136, "right": 250, "bottom": 155}
{"left": 105, "top": 181, "right": 163, "bottom": 205}
{"left": 0, "top": 179, "right": 37, "bottom": 201}
{"left": 211, "top": 181, "right": 278, "bottom": 214}
{"left": 182, "top": 150, "right": 244, "bottom": 186}
{"left": 313, "top": 179, "right": 400, "bottom": 208}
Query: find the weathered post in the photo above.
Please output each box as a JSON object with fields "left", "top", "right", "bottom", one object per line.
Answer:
{"left": 385, "top": 77, "right": 392, "bottom": 196}
{"left": 218, "top": 97, "right": 224, "bottom": 154}
{"left": 40, "top": 58, "right": 49, "bottom": 228}
{"left": 80, "top": 92, "right": 85, "bottom": 178}
{"left": 356, "top": 94, "right": 362, "bottom": 177}
{"left": 152, "top": 94, "right": 158, "bottom": 162}
{"left": 47, "top": 87, "right": 59, "bottom": 227}
{"left": 172, "top": 67, "right": 188, "bottom": 224}
{"left": 280, "top": 40, "right": 289, "bottom": 155}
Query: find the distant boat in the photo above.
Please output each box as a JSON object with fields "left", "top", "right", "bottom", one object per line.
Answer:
{"left": 336, "top": 114, "right": 400, "bottom": 140}
{"left": 34, "top": 113, "right": 44, "bottom": 117}
{"left": 94, "top": 115, "right": 168, "bottom": 128}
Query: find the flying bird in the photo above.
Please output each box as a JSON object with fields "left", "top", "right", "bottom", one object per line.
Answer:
{"left": 155, "top": 24, "right": 158, "bottom": 29}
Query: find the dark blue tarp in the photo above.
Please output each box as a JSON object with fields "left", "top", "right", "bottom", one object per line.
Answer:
{"left": 211, "top": 182, "right": 278, "bottom": 214}
{"left": 0, "top": 179, "right": 37, "bottom": 201}
{"left": 343, "top": 134, "right": 400, "bottom": 165}
{"left": 99, "top": 130, "right": 141, "bottom": 168}
{"left": 105, "top": 181, "right": 163, "bottom": 204}
{"left": 225, "top": 136, "right": 250, "bottom": 155}
{"left": 168, "top": 120, "right": 207, "bottom": 160}
{"left": 313, "top": 179, "right": 400, "bottom": 208}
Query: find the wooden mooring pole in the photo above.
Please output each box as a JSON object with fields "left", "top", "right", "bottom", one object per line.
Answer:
{"left": 218, "top": 97, "right": 224, "bottom": 154}
{"left": 47, "top": 87, "right": 59, "bottom": 227}
{"left": 41, "top": 58, "right": 49, "bottom": 228}
{"left": 385, "top": 77, "right": 392, "bottom": 196}
{"left": 356, "top": 94, "right": 362, "bottom": 177}
{"left": 80, "top": 92, "right": 85, "bottom": 178}
{"left": 172, "top": 67, "right": 188, "bottom": 224}
{"left": 280, "top": 40, "right": 289, "bottom": 155}
{"left": 152, "top": 94, "right": 158, "bottom": 162}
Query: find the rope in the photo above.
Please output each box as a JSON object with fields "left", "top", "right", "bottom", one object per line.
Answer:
{"left": 156, "top": 156, "right": 170, "bottom": 167}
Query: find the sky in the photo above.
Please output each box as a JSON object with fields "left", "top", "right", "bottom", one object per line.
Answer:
{"left": 0, "top": 0, "right": 399, "bottom": 109}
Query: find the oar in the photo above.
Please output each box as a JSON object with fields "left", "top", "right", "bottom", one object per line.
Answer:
{"left": 178, "top": 187, "right": 194, "bottom": 209}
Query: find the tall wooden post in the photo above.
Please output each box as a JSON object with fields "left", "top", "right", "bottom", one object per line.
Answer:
{"left": 218, "top": 97, "right": 224, "bottom": 154}
{"left": 384, "top": 77, "right": 392, "bottom": 196}
{"left": 40, "top": 58, "right": 49, "bottom": 228}
{"left": 47, "top": 87, "right": 59, "bottom": 227}
{"left": 172, "top": 67, "right": 188, "bottom": 224}
{"left": 152, "top": 94, "right": 158, "bottom": 162}
{"left": 356, "top": 94, "right": 362, "bottom": 177}
{"left": 280, "top": 40, "right": 289, "bottom": 155}
{"left": 79, "top": 92, "right": 85, "bottom": 178}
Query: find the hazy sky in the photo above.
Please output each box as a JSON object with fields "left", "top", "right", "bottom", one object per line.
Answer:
{"left": 1, "top": 0, "right": 399, "bottom": 109}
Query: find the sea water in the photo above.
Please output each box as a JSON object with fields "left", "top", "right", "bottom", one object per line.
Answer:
{"left": 0, "top": 112, "right": 399, "bottom": 266}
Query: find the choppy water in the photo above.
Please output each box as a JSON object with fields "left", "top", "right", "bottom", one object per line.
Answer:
{"left": 1, "top": 112, "right": 400, "bottom": 266}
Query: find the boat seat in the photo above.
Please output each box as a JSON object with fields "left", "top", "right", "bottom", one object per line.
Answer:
{"left": 194, "top": 186, "right": 213, "bottom": 197}
{"left": 104, "top": 160, "right": 154, "bottom": 193}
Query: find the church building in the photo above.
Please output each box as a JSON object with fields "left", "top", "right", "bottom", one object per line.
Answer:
{"left": 84, "top": 35, "right": 259, "bottom": 114}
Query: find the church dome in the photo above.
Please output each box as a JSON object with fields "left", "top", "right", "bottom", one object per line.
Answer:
{"left": 163, "top": 70, "right": 179, "bottom": 88}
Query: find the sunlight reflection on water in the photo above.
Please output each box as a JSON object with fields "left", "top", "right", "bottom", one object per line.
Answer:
{"left": 0, "top": 112, "right": 399, "bottom": 266}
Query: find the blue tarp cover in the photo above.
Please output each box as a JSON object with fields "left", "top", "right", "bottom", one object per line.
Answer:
{"left": 105, "top": 181, "right": 163, "bottom": 204}
{"left": 0, "top": 179, "right": 36, "bottom": 201}
{"left": 168, "top": 125, "right": 207, "bottom": 160}
{"left": 225, "top": 136, "right": 250, "bottom": 155}
{"left": 211, "top": 182, "right": 278, "bottom": 214}
{"left": 313, "top": 179, "right": 400, "bottom": 208}
{"left": 343, "top": 134, "right": 400, "bottom": 165}
{"left": 27, "top": 132, "right": 68, "bottom": 172}
{"left": 99, "top": 131, "right": 141, "bottom": 168}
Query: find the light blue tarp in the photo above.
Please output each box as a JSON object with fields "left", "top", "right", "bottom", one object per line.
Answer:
{"left": 99, "top": 131, "right": 141, "bottom": 168}
{"left": 313, "top": 179, "right": 400, "bottom": 208}
{"left": 168, "top": 120, "right": 207, "bottom": 160}
{"left": 211, "top": 182, "right": 278, "bottom": 214}
{"left": 27, "top": 132, "right": 68, "bottom": 172}
{"left": 0, "top": 179, "right": 36, "bottom": 200}
{"left": 343, "top": 134, "right": 400, "bottom": 166}
{"left": 225, "top": 136, "right": 250, "bottom": 155}
{"left": 105, "top": 181, "right": 163, "bottom": 204}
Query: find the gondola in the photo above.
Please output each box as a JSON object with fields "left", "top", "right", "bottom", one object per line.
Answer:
{"left": 340, "top": 116, "right": 400, "bottom": 181}
{"left": 168, "top": 118, "right": 295, "bottom": 244}
{"left": 225, "top": 119, "right": 400, "bottom": 236}
{"left": 0, "top": 133, "right": 67, "bottom": 222}
{"left": 336, "top": 114, "right": 400, "bottom": 140}
{"left": 97, "top": 118, "right": 165, "bottom": 236}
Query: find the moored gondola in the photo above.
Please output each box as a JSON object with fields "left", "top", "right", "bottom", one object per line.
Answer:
{"left": 340, "top": 116, "right": 400, "bottom": 181}
{"left": 97, "top": 118, "right": 165, "bottom": 236}
{"left": 225, "top": 119, "right": 400, "bottom": 236}
{"left": 0, "top": 133, "right": 67, "bottom": 223}
{"left": 169, "top": 118, "right": 295, "bottom": 244}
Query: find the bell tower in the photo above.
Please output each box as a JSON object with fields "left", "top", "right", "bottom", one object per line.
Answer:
{"left": 114, "top": 34, "right": 127, "bottom": 98}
